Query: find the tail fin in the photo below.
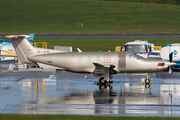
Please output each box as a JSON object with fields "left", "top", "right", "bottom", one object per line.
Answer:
{"left": 27, "top": 34, "right": 34, "bottom": 46}
{"left": 5, "top": 35, "right": 36, "bottom": 64}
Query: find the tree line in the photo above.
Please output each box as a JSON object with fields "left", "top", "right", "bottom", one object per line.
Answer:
{"left": 109, "top": 0, "right": 180, "bottom": 5}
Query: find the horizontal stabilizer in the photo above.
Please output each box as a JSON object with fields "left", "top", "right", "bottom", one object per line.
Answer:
{"left": 6, "top": 35, "right": 31, "bottom": 39}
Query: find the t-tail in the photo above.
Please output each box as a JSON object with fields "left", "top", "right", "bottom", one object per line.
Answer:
{"left": 6, "top": 35, "right": 69, "bottom": 65}
{"left": 5, "top": 35, "right": 36, "bottom": 64}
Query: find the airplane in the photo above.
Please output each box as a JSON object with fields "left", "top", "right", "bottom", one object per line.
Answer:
{"left": 6, "top": 35, "right": 176, "bottom": 84}
{"left": 0, "top": 34, "right": 34, "bottom": 61}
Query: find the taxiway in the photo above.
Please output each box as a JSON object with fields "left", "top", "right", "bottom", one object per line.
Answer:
{"left": 0, "top": 62, "right": 180, "bottom": 117}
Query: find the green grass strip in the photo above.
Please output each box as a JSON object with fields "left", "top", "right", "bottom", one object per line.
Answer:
{"left": 0, "top": 114, "right": 180, "bottom": 120}
{"left": 3, "top": 37, "right": 180, "bottom": 52}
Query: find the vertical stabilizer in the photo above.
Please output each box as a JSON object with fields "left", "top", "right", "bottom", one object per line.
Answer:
{"left": 5, "top": 35, "right": 36, "bottom": 64}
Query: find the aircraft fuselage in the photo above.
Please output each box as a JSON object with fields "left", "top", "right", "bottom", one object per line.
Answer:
{"left": 27, "top": 52, "right": 170, "bottom": 73}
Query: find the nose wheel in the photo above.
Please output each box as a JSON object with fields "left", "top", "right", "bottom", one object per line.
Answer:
{"left": 144, "top": 78, "right": 151, "bottom": 89}
{"left": 145, "top": 79, "right": 150, "bottom": 84}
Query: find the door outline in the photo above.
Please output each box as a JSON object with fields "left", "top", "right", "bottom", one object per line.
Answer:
{"left": 104, "top": 54, "right": 111, "bottom": 63}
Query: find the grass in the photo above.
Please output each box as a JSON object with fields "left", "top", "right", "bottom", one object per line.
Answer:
{"left": 0, "top": 114, "right": 180, "bottom": 120}
{"left": 32, "top": 37, "right": 180, "bottom": 51}
{"left": 0, "top": 0, "right": 180, "bottom": 35}
{"left": 3, "top": 37, "right": 180, "bottom": 52}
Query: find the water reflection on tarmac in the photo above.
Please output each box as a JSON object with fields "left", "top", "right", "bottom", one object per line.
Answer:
{"left": 1, "top": 62, "right": 180, "bottom": 117}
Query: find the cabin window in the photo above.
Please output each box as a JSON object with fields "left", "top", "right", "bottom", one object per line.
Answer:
{"left": 96, "top": 56, "right": 100, "bottom": 61}
{"left": 78, "top": 57, "right": 82, "bottom": 61}
{"left": 87, "top": 56, "right": 91, "bottom": 61}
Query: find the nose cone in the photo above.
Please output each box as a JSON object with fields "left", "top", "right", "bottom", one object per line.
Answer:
{"left": 163, "top": 61, "right": 171, "bottom": 67}
{"left": 162, "top": 61, "right": 176, "bottom": 67}
{"left": 143, "top": 59, "right": 170, "bottom": 72}
{"left": 157, "top": 60, "right": 171, "bottom": 71}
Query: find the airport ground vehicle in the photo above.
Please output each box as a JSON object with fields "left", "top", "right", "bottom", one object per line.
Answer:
{"left": 116, "top": 40, "right": 161, "bottom": 58}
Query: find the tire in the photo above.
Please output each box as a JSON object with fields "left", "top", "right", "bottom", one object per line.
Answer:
{"left": 99, "top": 77, "right": 105, "bottom": 84}
{"left": 99, "top": 85, "right": 106, "bottom": 90}
{"left": 145, "top": 79, "right": 150, "bottom": 84}
{"left": 145, "top": 83, "right": 150, "bottom": 89}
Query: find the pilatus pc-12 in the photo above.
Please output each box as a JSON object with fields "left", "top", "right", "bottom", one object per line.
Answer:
{"left": 6, "top": 35, "right": 175, "bottom": 84}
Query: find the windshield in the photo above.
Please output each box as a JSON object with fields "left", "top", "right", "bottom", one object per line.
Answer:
{"left": 134, "top": 53, "right": 143, "bottom": 59}
{"left": 129, "top": 53, "right": 143, "bottom": 60}
{"left": 124, "top": 44, "right": 148, "bottom": 53}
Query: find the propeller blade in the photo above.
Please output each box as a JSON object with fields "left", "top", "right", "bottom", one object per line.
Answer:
{"left": 169, "top": 67, "right": 172, "bottom": 76}
{"left": 169, "top": 52, "right": 173, "bottom": 63}
{"left": 168, "top": 52, "right": 174, "bottom": 76}
{"left": 149, "top": 46, "right": 152, "bottom": 52}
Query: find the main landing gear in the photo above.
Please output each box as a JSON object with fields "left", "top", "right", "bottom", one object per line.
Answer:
{"left": 97, "top": 67, "right": 114, "bottom": 85}
{"left": 99, "top": 77, "right": 106, "bottom": 84}
{"left": 99, "top": 75, "right": 113, "bottom": 85}
{"left": 99, "top": 77, "right": 113, "bottom": 85}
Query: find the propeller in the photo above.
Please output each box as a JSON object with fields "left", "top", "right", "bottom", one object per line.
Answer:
{"left": 169, "top": 52, "right": 173, "bottom": 63}
{"left": 149, "top": 46, "right": 152, "bottom": 52}
{"left": 168, "top": 52, "right": 173, "bottom": 76}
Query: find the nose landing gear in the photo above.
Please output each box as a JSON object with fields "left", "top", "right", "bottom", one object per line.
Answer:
{"left": 144, "top": 77, "right": 152, "bottom": 89}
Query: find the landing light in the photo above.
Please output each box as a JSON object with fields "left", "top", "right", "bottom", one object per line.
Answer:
{"left": 158, "top": 63, "right": 164, "bottom": 66}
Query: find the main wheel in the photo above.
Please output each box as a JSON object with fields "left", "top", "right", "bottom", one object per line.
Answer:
{"left": 99, "top": 77, "right": 105, "bottom": 84}
{"left": 99, "top": 85, "right": 107, "bottom": 90}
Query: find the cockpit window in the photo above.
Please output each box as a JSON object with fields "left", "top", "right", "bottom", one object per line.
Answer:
{"left": 130, "top": 53, "right": 142, "bottom": 60}
{"left": 134, "top": 53, "right": 143, "bottom": 59}
{"left": 129, "top": 54, "right": 138, "bottom": 60}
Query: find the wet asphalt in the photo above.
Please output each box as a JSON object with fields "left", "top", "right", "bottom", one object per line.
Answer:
{"left": 0, "top": 62, "right": 180, "bottom": 117}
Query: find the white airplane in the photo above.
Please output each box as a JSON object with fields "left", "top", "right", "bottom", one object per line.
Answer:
{"left": 0, "top": 34, "right": 34, "bottom": 61}
{"left": 6, "top": 35, "right": 175, "bottom": 84}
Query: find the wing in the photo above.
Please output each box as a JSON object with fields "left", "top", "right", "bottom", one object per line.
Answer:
{"left": 37, "top": 62, "right": 65, "bottom": 70}
{"left": 92, "top": 63, "right": 117, "bottom": 76}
